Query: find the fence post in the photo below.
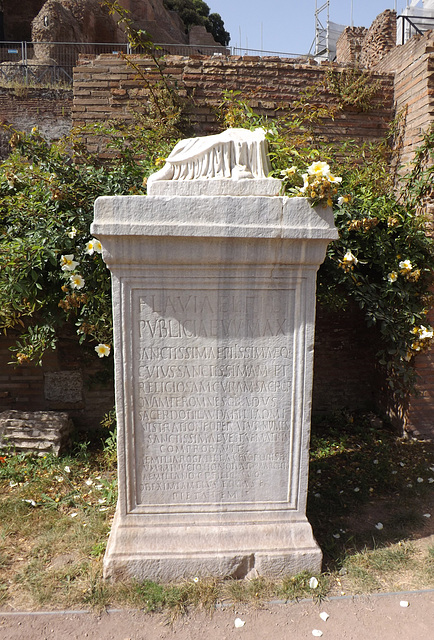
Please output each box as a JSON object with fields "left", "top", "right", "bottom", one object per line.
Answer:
{"left": 23, "top": 41, "right": 28, "bottom": 85}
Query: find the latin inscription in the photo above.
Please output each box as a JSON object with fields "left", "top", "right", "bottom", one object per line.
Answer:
{"left": 133, "top": 290, "right": 295, "bottom": 506}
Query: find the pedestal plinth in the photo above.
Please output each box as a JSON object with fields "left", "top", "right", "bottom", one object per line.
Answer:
{"left": 92, "top": 191, "right": 337, "bottom": 581}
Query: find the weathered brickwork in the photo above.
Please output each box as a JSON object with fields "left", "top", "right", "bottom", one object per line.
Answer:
{"left": 0, "top": 329, "right": 114, "bottom": 431}
{"left": 336, "top": 10, "right": 397, "bottom": 69}
{"left": 335, "top": 27, "right": 367, "bottom": 65}
{"left": 72, "top": 54, "right": 394, "bottom": 151}
{"left": 360, "top": 10, "right": 397, "bottom": 69}
{"left": 0, "top": 87, "right": 72, "bottom": 159}
{"left": 374, "top": 32, "right": 434, "bottom": 166}
{"left": 372, "top": 33, "right": 434, "bottom": 437}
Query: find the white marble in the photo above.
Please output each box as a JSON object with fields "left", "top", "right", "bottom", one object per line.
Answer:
{"left": 92, "top": 132, "right": 338, "bottom": 581}
{"left": 147, "top": 128, "right": 281, "bottom": 196}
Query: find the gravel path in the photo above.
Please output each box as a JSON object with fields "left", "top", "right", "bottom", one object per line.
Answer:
{"left": 1, "top": 590, "right": 433, "bottom": 639}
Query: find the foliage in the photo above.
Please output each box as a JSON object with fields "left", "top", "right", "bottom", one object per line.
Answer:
{"left": 0, "top": 119, "right": 178, "bottom": 365}
{"left": 0, "top": 71, "right": 433, "bottom": 398}
{"left": 103, "top": 0, "right": 194, "bottom": 137}
{"left": 218, "top": 92, "right": 434, "bottom": 395}
{"left": 324, "top": 68, "right": 383, "bottom": 112}
{"left": 163, "top": 0, "right": 230, "bottom": 46}
{"left": 0, "top": 412, "right": 433, "bottom": 609}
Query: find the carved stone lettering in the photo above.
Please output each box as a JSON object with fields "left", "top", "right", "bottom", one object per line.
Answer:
{"left": 133, "top": 288, "right": 294, "bottom": 506}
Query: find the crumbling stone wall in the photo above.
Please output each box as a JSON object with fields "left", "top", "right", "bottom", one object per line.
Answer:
{"left": 336, "top": 10, "right": 397, "bottom": 69}
{"left": 72, "top": 54, "right": 394, "bottom": 147}
{"left": 0, "top": 328, "right": 114, "bottom": 431}
{"left": 0, "top": 87, "right": 72, "bottom": 159}
{"left": 335, "top": 26, "right": 367, "bottom": 65}
{"left": 32, "top": 0, "right": 120, "bottom": 49}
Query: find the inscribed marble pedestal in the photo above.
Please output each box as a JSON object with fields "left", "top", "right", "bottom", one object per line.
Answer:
{"left": 92, "top": 129, "right": 338, "bottom": 581}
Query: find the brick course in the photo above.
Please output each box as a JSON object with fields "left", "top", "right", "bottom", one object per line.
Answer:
{"left": 72, "top": 54, "right": 394, "bottom": 150}
{"left": 0, "top": 87, "right": 72, "bottom": 159}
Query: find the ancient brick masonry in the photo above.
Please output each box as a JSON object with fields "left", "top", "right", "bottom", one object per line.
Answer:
{"left": 1, "top": 25, "right": 434, "bottom": 435}
{"left": 0, "top": 87, "right": 72, "bottom": 159}
{"left": 336, "top": 10, "right": 397, "bottom": 70}
{"left": 335, "top": 27, "right": 368, "bottom": 66}
{"left": 72, "top": 53, "right": 394, "bottom": 152}
{"left": 372, "top": 33, "right": 434, "bottom": 437}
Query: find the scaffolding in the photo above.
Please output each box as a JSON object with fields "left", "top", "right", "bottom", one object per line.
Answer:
{"left": 313, "top": 0, "right": 345, "bottom": 61}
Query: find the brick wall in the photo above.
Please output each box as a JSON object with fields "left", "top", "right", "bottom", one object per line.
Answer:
{"left": 360, "top": 10, "right": 397, "bottom": 69}
{"left": 71, "top": 53, "right": 394, "bottom": 421}
{"left": 0, "top": 328, "right": 114, "bottom": 432}
{"left": 336, "top": 27, "right": 367, "bottom": 65}
{"left": 374, "top": 32, "right": 434, "bottom": 166}
{"left": 313, "top": 305, "right": 381, "bottom": 413}
{"left": 336, "top": 10, "right": 397, "bottom": 69}
{"left": 0, "top": 87, "right": 72, "bottom": 159}
{"left": 1, "top": 39, "right": 433, "bottom": 434}
{"left": 72, "top": 54, "right": 394, "bottom": 150}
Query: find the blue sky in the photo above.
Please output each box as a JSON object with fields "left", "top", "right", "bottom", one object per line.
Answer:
{"left": 210, "top": 1, "right": 411, "bottom": 54}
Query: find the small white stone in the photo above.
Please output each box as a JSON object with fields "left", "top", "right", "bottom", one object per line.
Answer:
{"left": 423, "top": 513, "right": 431, "bottom": 518}
{"left": 312, "top": 630, "right": 323, "bottom": 637}
{"left": 417, "top": 477, "right": 424, "bottom": 483}
{"left": 319, "top": 612, "right": 329, "bottom": 622}
{"left": 234, "top": 618, "right": 245, "bottom": 628}
{"left": 400, "top": 600, "right": 409, "bottom": 607}
{"left": 309, "top": 577, "right": 319, "bottom": 589}
{"left": 375, "top": 522, "right": 384, "bottom": 530}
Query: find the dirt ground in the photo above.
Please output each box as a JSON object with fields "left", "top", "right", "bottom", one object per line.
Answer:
{"left": 1, "top": 591, "right": 433, "bottom": 640}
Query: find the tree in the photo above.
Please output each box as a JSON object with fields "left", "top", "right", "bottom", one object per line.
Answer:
{"left": 163, "top": 0, "right": 230, "bottom": 46}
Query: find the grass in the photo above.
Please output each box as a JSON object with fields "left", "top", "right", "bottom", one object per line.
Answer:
{"left": 0, "top": 411, "right": 433, "bottom": 615}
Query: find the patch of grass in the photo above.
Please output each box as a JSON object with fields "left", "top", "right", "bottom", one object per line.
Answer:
{"left": 0, "top": 410, "right": 432, "bottom": 613}
{"left": 278, "top": 572, "right": 329, "bottom": 602}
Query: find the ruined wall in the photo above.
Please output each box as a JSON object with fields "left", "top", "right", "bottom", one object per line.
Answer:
{"left": 336, "top": 10, "right": 397, "bottom": 69}
{"left": 0, "top": 87, "right": 72, "bottom": 159}
{"left": 1, "top": 38, "right": 433, "bottom": 434}
{"left": 374, "top": 31, "right": 434, "bottom": 166}
{"left": 0, "top": 329, "right": 114, "bottom": 431}
{"left": 360, "top": 10, "right": 397, "bottom": 69}
{"left": 335, "top": 26, "right": 367, "bottom": 65}
{"left": 72, "top": 54, "right": 394, "bottom": 147}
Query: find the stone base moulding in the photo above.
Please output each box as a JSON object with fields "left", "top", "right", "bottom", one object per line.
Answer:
{"left": 92, "top": 190, "right": 338, "bottom": 581}
{"left": 103, "top": 512, "right": 321, "bottom": 581}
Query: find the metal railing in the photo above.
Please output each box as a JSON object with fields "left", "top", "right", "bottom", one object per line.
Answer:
{"left": 0, "top": 42, "right": 130, "bottom": 85}
{"left": 0, "top": 41, "right": 305, "bottom": 86}
{"left": 397, "top": 14, "right": 434, "bottom": 45}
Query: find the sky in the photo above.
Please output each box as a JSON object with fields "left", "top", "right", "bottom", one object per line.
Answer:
{"left": 209, "top": 1, "right": 415, "bottom": 55}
